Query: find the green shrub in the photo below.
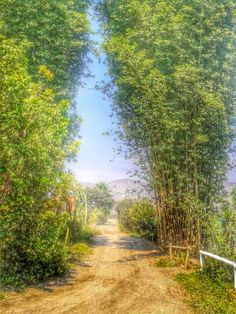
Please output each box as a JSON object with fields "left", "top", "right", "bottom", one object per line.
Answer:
{"left": 201, "top": 196, "right": 236, "bottom": 282}
{"left": 67, "top": 219, "right": 97, "bottom": 243}
{"left": 0, "top": 210, "right": 69, "bottom": 286}
{"left": 116, "top": 199, "right": 157, "bottom": 240}
{"left": 202, "top": 258, "right": 235, "bottom": 283}
{"left": 176, "top": 271, "right": 236, "bottom": 314}
{"left": 78, "top": 225, "right": 99, "bottom": 240}
{"left": 116, "top": 199, "right": 135, "bottom": 231}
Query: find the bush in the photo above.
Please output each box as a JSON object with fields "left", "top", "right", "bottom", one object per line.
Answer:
{"left": 68, "top": 243, "right": 91, "bottom": 262}
{"left": 67, "top": 219, "right": 97, "bottom": 244}
{"left": 0, "top": 210, "right": 69, "bottom": 286}
{"left": 202, "top": 258, "right": 235, "bottom": 284}
{"left": 116, "top": 199, "right": 157, "bottom": 240}
{"left": 176, "top": 271, "right": 236, "bottom": 314}
{"left": 201, "top": 194, "right": 236, "bottom": 282}
{"left": 116, "top": 199, "right": 135, "bottom": 229}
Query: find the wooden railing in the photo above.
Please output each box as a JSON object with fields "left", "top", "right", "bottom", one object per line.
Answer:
{"left": 167, "top": 244, "right": 194, "bottom": 268}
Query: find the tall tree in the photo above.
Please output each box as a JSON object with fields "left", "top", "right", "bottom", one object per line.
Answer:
{"left": 99, "top": 0, "right": 236, "bottom": 248}
{"left": 0, "top": 0, "right": 89, "bottom": 97}
{"left": 0, "top": 1, "right": 90, "bottom": 281}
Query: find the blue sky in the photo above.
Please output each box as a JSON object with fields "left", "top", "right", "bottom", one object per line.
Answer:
{"left": 67, "top": 13, "right": 134, "bottom": 183}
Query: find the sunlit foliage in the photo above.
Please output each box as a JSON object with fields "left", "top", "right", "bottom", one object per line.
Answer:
{"left": 116, "top": 199, "right": 157, "bottom": 240}
{"left": 0, "top": 0, "right": 89, "bottom": 284}
{"left": 86, "top": 182, "right": 114, "bottom": 223}
{"left": 99, "top": 0, "right": 236, "bottom": 248}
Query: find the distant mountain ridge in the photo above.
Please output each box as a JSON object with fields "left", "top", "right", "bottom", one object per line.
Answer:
{"left": 107, "top": 178, "right": 153, "bottom": 201}
{"left": 80, "top": 178, "right": 153, "bottom": 202}
{"left": 81, "top": 179, "right": 236, "bottom": 202}
{"left": 225, "top": 182, "right": 236, "bottom": 192}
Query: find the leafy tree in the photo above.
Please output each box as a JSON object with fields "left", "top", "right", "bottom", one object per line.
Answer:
{"left": 0, "top": 0, "right": 90, "bottom": 98}
{"left": 0, "top": 0, "right": 90, "bottom": 283}
{"left": 0, "top": 36, "right": 73, "bottom": 283}
{"left": 86, "top": 182, "right": 114, "bottom": 223}
{"left": 0, "top": 0, "right": 90, "bottom": 161}
{"left": 99, "top": 0, "right": 236, "bottom": 248}
{"left": 0, "top": 37, "right": 69, "bottom": 210}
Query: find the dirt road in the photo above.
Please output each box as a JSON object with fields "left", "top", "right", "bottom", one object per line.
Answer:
{"left": 0, "top": 219, "right": 192, "bottom": 314}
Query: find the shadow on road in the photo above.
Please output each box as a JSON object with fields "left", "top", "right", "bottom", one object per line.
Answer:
{"left": 91, "top": 234, "right": 158, "bottom": 252}
{"left": 113, "top": 251, "right": 160, "bottom": 264}
{"left": 34, "top": 269, "right": 78, "bottom": 292}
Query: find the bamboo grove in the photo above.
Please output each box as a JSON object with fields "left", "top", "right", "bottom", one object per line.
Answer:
{"left": 99, "top": 0, "right": 236, "bottom": 249}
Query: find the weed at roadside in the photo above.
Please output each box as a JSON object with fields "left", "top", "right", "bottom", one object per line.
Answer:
{"left": 176, "top": 271, "right": 236, "bottom": 314}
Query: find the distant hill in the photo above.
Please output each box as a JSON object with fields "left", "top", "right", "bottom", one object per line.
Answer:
{"left": 80, "top": 178, "right": 153, "bottom": 202}
{"left": 109, "top": 180, "right": 236, "bottom": 199}
{"left": 107, "top": 178, "right": 154, "bottom": 202}
{"left": 81, "top": 179, "right": 236, "bottom": 202}
{"left": 225, "top": 182, "right": 236, "bottom": 192}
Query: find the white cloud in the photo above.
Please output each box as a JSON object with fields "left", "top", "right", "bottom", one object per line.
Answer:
{"left": 70, "top": 167, "right": 130, "bottom": 183}
{"left": 66, "top": 154, "right": 137, "bottom": 184}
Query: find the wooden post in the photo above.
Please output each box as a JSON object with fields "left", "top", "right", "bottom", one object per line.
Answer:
{"left": 168, "top": 243, "right": 173, "bottom": 261}
{"left": 185, "top": 248, "right": 190, "bottom": 268}
{"left": 234, "top": 268, "right": 236, "bottom": 292}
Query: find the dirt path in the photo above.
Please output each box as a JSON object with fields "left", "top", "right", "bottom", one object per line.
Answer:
{"left": 0, "top": 219, "right": 192, "bottom": 314}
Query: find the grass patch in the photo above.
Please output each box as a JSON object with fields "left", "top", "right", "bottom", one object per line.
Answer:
{"left": 176, "top": 271, "right": 236, "bottom": 314}
{"left": 155, "top": 255, "right": 197, "bottom": 268}
{"left": 0, "top": 292, "right": 6, "bottom": 300}
{"left": 78, "top": 225, "right": 99, "bottom": 241}
{"left": 68, "top": 223, "right": 99, "bottom": 243}
{"left": 68, "top": 243, "right": 91, "bottom": 262}
{"left": 130, "top": 231, "right": 143, "bottom": 238}
{"left": 156, "top": 256, "right": 183, "bottom": 267}
{"left": 0, "top": 270, "right": 28, "bottom": 291}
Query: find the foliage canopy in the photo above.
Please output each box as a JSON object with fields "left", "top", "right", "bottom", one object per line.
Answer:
{"left": 99, "top": 0, "right": 236, "bottom": 248}
{"left": 0, "top": 1, "right": 90, "bottom": 283}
